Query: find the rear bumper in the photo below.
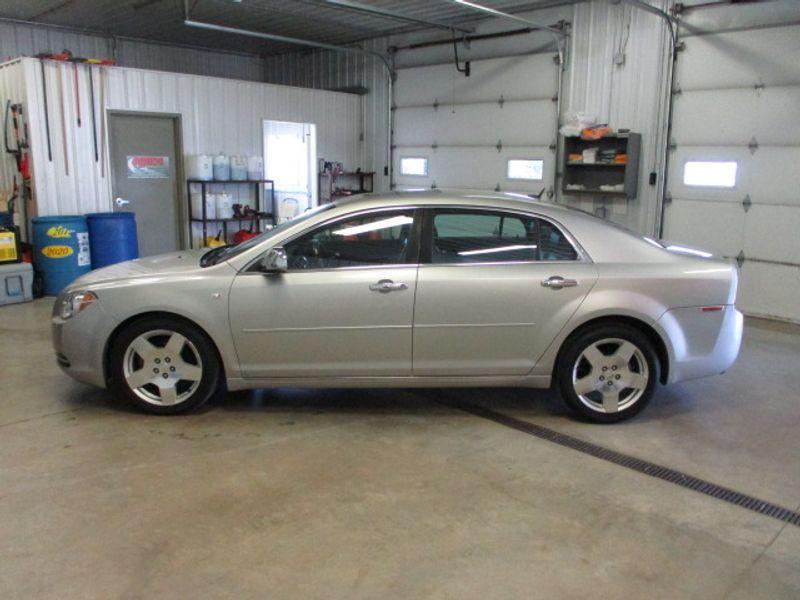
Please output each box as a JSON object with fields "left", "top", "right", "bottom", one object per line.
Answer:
{"left": 657, "top": 305, "right": 743, "bottom": 384}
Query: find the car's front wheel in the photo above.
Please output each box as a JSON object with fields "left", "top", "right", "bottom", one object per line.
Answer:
{"left": 556, "top": 323, "right": 659, "bottom": 423}
{"left": 109, "top": 316, "right": 222, "bottom": 414}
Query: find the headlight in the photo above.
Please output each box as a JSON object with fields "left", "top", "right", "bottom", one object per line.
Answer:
{"left": 55, "top": 291, "right": 97, "bottom": 320}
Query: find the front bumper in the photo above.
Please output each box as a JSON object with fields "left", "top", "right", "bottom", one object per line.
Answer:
{"left": 51, "top": 299, "right": 118, "bottom": 388}
{"left": 657, "top": 304, "right": 743, "bottom": 384}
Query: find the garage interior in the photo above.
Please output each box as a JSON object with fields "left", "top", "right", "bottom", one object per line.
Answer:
{"left": 1, "top": 0, "right": 799, "bottom": 597}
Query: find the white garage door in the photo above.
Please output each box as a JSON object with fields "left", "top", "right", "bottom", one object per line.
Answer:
{"left": 393, "top": 53, "right": 558, "bottom": 196}
{"left": 663, "top": 24, "right": 800, "bottom": 322}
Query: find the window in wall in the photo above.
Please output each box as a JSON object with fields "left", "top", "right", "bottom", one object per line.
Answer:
{"left": 400, "top": 157, "right": 428, "bottom": 176}
{"left": 284, "top": 210, "right": 415, "bottom": 270}
{"left": 430, "top": 210, "right": 578, "bottom": 263}
{"left": 507, "top": 159, "right": 544, "bottom": 181}
{"left": 683, "top": 161, "right": 737, "bottom": 188}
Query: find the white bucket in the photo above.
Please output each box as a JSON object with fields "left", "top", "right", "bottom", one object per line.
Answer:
{"left": 215, "top": 193, "right": 234, "bottom": 219}
{"left": 187, "top": 155, "right": 213, "bottom": 181}
{"left": 230, "top": 155, "right": 248, "bottom": 181}
{"left": 212, "top": 153, "right": 230, "bottom": 181}
{"left": 190, "top": 192, "right": 216, "bottom": 220}
{"left": 247, "top": 156, "right": 264, "bottom": 180}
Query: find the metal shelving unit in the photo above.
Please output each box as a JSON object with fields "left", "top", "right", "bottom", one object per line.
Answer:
{"left": 319, "top": 171, "right": 374, "bottom": 203}
{"left": 187, "top": 179, "right": 275, "bottom": 248}
{"left": 561, "top": 133, "right": 641, "bottom": 198}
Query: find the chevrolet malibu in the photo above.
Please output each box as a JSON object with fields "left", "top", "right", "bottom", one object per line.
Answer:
{"left": 52, "top": 191, "right": 743, "bottom": 422}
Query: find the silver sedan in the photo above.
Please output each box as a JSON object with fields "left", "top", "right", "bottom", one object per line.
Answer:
{"left": 52, "top": 191, "right": 743, "bottom": 422}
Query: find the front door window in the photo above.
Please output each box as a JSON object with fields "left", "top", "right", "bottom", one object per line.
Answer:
{"left": 284, "top": 210, "right": 416, "bottom": 270}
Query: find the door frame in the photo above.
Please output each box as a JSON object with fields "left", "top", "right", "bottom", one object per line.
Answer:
{"left": 106, "top": 110, "right": 187, "bottom": 250}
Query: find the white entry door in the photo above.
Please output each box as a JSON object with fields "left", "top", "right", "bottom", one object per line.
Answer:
{"left": 264, "top": 120, "right": 317, "bottom": 221}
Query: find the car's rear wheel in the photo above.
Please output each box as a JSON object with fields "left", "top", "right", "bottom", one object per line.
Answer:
{"left": 556, "top": 323, "right": 659, "bottom": 423}
{"left": 109, "top": 317, "right": 221, "bottom": 414}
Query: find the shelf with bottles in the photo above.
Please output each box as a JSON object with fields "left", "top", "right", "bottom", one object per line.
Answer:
{"left": 186, "top": 179, "right": 275, "bottom": 248}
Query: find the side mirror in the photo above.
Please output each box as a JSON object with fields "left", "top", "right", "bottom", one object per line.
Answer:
{"left": 259, "top": 246, "right": 288, "bottom": 273}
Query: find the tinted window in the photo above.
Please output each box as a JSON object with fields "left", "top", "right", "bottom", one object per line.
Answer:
{"left": 430, "top": 210, "right": 577, "bottom": 263}
{"left": 538, "top": 220, "right": 579, "bottom": 261}
{"left": 285, "top": 210, "right": 415, "bottom": 270}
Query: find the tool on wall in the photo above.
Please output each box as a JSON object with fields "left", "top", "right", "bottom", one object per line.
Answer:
{"left": 54, "top": 61, "right": 69, "bottom": 176}
{"left": 88, "top": 66, "right": 98, "bottom": 162}
{"left": 98, "top": 64, "right": 107, "bottom": 178}
{"left": 35, "top": 51, "right": 115, "bottom": 172}
{"left": 3, "top": 100, "right": 32, "bottom": 243}
{"left": 71, "top": 60, "right": 81, "bottom": 127}
{"left": 39, "top": 61, "right": 53, "bottom": 162}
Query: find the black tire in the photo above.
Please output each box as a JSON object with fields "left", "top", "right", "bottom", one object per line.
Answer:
{"left": 109, "top": 316, "right": 222, "bottom": 415}
{"left": 556, "top": 323, "right": 659, "bottom": 423}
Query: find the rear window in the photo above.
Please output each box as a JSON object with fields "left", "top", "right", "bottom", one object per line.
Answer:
{"left": 431, "top": 210, "right": 578, "bottom": 263}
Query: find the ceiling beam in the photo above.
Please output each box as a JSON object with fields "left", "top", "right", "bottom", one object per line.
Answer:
{"left": 316, "top": 0, "right": 475, "bottom": 35}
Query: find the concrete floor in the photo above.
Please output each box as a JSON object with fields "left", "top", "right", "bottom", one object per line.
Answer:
{"left": 1, "top": 299, "right": 799, "bottom": 599}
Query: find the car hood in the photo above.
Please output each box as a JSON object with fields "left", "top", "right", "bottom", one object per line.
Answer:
{"left": 67, "top": 249, "right": 210, "bottom": 290}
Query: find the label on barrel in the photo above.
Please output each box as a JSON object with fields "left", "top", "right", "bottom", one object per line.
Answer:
{"left": 77, "top": 232, "right": 91, "bottom": 266}
{"left": 42, "top": 245, "right": 74, "bottom": 259}
{"left": 46, "top": 225, "right": 73, "bottom": 239}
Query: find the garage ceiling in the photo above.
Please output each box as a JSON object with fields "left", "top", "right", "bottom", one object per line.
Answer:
{"left": 0, "top": 0, "right": 567, "bottom": 56}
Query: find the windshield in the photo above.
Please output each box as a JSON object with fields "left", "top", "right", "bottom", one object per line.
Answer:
{"left": 201, "top": 204, "right": 334, "bottom": 266}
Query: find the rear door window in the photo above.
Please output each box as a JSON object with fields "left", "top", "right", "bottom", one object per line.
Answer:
{"left": 428, "top": 209, "right": 578, "bottom": 263}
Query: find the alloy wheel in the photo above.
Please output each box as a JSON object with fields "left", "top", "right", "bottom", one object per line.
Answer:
{"left": 122, "top": 329, "right": 203, "bottom": 406}
{"left": 571, "top": 337, "right": 649, "bottom": 414}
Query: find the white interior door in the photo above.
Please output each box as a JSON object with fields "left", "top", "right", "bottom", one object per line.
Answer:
{"left": 662, "top": 24, "right": 800, "bottom": 322}
{"left": 264, "top": 120, "right": 317, "bottom": 221}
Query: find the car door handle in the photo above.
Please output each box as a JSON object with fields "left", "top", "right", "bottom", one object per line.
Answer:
{"left": 541, "top": 276, "right": 578, "bottom": 289}
{"left": 369, "top": 279, "right": 408, "bottom": 293}
{"left": 115, "top": 197, "right": 130, "bottom": 207}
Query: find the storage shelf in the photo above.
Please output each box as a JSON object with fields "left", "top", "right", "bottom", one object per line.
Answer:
{"left": 562, "top": 133, "right": 640, "bottom": 199}
{"left": 187, "top": 179, "right": 273, "bottom": 184}
{"left": 189, "top": 216, "right": 267, "bottom": 223}
{"left": 564, "top": 189, "right": 628, "bottom": 197}
{"left": 566, "top": 162, "right": 627, "bottom": 168}
{"left": 187, "top": 179, "right": 275, "bottom": 249}
{"left": 320, "top": 170, "right": 374, "bottom": 203}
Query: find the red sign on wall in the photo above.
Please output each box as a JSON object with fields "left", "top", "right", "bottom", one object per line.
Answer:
{"left": 127, "top": 155, "right": 170, "bottom": 179}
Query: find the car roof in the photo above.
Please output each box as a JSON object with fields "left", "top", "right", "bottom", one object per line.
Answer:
{"left": 337, "top": 188, "right": 576, "bottom": 219}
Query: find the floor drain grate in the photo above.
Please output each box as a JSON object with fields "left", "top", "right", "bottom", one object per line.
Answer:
{"left": 446, "top": 400, "right": 800, "bottom": 527}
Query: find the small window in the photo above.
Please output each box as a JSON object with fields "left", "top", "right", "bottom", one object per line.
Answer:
{"left": 507, "top": 159, "right": 544, "bottom": 181}
{"left": 683, "top": 161, "right": 737, "bottom": 188}
{"left": 400, "top": 157, "right": 428, "bottom": 177}
{"left": 429, "top": 210, "right": 578, "bottom": 264}
{"left": 284, "top": 210, "right": 415, "bottom": 270}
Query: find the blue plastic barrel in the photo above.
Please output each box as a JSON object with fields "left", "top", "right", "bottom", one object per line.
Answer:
{"left": 32, "top": 215, "right": 92, "bottom": 296}
{"left": 86, "top": 212, "right": 139, "bottom": 269}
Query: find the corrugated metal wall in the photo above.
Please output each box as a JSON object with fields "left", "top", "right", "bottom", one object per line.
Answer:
{"left": 20, "top": 58, "right": 362, "bottom": 229}
{"left": 264, "top": 37, "right": 391, "bottom": 192}
{"left": 565, "top": 0, "right": 672, "bottom": 233}
{"left": 262, "top": 2, "right": 673, "bottom": 233}
{"left": 0, "top": 20, "right": 267, "bottom": 82}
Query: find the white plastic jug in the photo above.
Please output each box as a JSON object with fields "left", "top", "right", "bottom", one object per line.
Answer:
{"left": 215, "top": 193, "right": 234, "bottom": 219}
{"left": 190, "top": 192, "right": 216, "bottom": 220}
{"left": 247, "top": 156, "right": 264, "bottom": 180}
{"left": 230, "top": 155, "right": 248, "bottom": 181}
{"left": 212, "top": 153, "right": 230, "bottom": 181}
{"left": 187, "top": 155, "right": 213, "bottom": 181}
